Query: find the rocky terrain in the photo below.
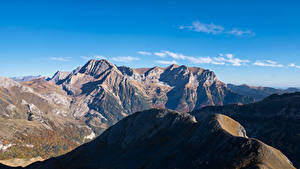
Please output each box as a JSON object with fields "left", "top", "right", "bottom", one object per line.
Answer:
{"left": 228, "top": 83, "right": 300, "bottom": 101}
{"left": 0, "top": 77, "right": 94, "bottom": 161}
{"left": 192, "top": 92, "right": 300, "bottom": 168}
{"left": 0, "top": 59, "right": 254, "bottom": 165}
{"left": 1, "top": 109, "right": 294, "bottom": 169}
{"left": 52, "top": 59, "right": 253, "bottom": 133}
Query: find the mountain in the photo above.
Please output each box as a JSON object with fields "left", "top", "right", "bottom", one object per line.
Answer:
{"left": 0, "top": 77, "right": 94, "bottom": 161}
{"left": 48, "top": 67, "right": 81, "bottom": 84}
{"left": 3, "top": 109, "right": 293, "bottom": 169}
{"left": 53, "top": 59, "right": 253, "bottom": 133}
{"left": 10, "top": 76, "right": 46, "bottom": 82}
{"left": 0, "top": 59, "right": 254, "bottom": 165}
{"left": 227, "top": 83, "right": 300, "bottom": 101}
{"left": 192, "top": 92, "right": 300, "bottom": 168}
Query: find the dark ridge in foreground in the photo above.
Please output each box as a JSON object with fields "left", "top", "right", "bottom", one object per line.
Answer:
{"left": 193, "top": 92, "right": 300, "bottom": 168}
{"left": 4, "top": 109, "right": 294, "bottom": 169}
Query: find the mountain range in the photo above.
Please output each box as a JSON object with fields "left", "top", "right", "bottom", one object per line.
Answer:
{"left": 0, "top": 59, "right": 299, "bottom": 168}
{"left": 1, "top": 106, "right": 296, "bottom": 169}
{"left": 227, "top": 84, "right": 300, "bottom": 100}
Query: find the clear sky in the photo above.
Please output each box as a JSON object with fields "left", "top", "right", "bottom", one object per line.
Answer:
{"left": 1, "top": 0, "right": 300, "bottom": 88}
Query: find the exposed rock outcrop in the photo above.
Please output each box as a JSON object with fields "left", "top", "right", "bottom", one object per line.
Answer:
{"left": 54, "top": 59, "right": 253, "bottom": 135}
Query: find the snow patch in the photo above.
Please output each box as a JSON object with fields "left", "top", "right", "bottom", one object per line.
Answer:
{"left": 25, "top": 144, "right": 34, "bottom": 148}
{"left": 21, "top": 99, "right": 29, "bottom": 105}
{"left": 84, "top": 131, "right": 96, "bottom": 140}
{"left": 20, "top": 86, "right": 34, "bottom": 93}
{"left": 0, "top": 142, "right": 15, "bottom": 151}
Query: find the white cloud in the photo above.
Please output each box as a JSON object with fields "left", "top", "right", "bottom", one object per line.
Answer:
{"left": 179, "top": 21, "right": 255, "bottom": 37}
{"left": 186, "top": 54, "right": 249, "bottom": 66}
{"left": 156, "top": 60, "right": 178, "bottom": 65}
{"left": 49, "top": 57, "right": 71, "bottom": 61}
{"left": 137, "top": 51, "right": 151, "bottom": 56}
{"left": 289, "top": 63, "right": 300, "bottom": 69}
{"left": 111, "top": 56, "right": 140, "bottom": 63}
{"left": 94, "top": 55, "right": 106, "bottom": 59}
{"left": 186, "top": 56, "right": 215, "bottom": 64}
{"left": 218, "top": 53, "right": 250, "bottom": 66}
{"left": 179, "top": 21, "right": 224, "bottom": 34}
{"left": 154, "top": 52, "right": 167, "bottom": 57}
{"left": 162, "top": 50, "right": 187, "bottom": 59}
{"left": 228, "top": 28, "right": 255, "bottom": 37}
{"left": 81, "top": 55, "right": 106, "bottom": 60}
{"left": 153, "top": 50, "right": 248, "bottom": 66}
{"left": 253, "top": 60, "right": 284, "bottom": 67}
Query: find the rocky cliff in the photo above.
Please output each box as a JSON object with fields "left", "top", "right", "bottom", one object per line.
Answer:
{"left": 54, "top": 59, "right": 253, "bottom": 134}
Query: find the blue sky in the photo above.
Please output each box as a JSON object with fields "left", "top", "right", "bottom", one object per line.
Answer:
{"left": 1, "top": 0, "right": 300, "bottom": 87}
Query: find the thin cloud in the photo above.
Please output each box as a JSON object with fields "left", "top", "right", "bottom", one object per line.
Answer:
{"left": 289, "top": 63, "right": 300, "bottom": 69}
{"left": 179, "top": 21, "right": 255, "bottom": 37}
{"left": 179, "top": 21, "right": 224, "bottom": 35}
{"left": 253, "top": 60, "right": 284, "bottom": 67}
{"left": 94, "top": 55, "right": 106, "bottom": 59}
{"left": 162, "top": 50, "right": 186, "bottom": 59}
{"left": 156, "top": 60, "right": 178, "bottom": 65}
{"left": 186, "top": 56, "right": 224, "bottom": 65}
{"left": 228, "top": 28, "right": 255, "bottom": 37}
{"left": 154, "top": 52, "right": 167, "bottom": 57}
{"left": 153, "top": 50, "right": 249, "bottom": 66}
{"left": 111, "top": 56, "right": 140, "bottom": 63}
{"left": 186, "top": 54, "right": 249, "bottom": 66}
{"left": 81, "top": 55, "right": 107, "bottom": 60}
{"left": 218, "top": 53, "right": 250, "bottom": 66}
{"left": 137, "top": 51, "right": 151, "bottom": 56}
{"left": 49, "top": 57, "right": 71, "bottom": 61}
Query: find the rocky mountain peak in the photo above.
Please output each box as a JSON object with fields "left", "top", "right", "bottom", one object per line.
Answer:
{"left": 0, "top": 77, "right": 21, "bottom": 88}
{"left": 117, "top": 66, "right": 134, "bottom": 76}
{"left": 79, "top": 59, "right": 117, "bottom": 77}
{"left": 49, "top": 71, "right": 71, "bottom": 84}
{"left": 166, "top": 64, "right": 179, "bottom": 70}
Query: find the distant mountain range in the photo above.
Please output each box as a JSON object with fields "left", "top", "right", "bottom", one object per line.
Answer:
{"left": 227, "top": 84, "right": 300, "bottom": 101}
{"left": 10, "top": 76, "right": 47, "bottom": 82}
{"left": 0, "top": 59, "right": 299, "bottom": 168}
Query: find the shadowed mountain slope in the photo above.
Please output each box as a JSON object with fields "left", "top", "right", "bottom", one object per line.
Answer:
{"left": 14, "top": 109, "right": 295, "bottom": 169}
{"left": 192, "top": 92, "right": 300, "bottom": 168}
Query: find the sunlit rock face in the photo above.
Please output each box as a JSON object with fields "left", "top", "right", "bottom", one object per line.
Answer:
{"left": 55, "top": 59, "right": 253, "bottom": 134}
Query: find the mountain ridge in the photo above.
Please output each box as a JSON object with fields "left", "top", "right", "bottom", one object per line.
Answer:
{"left": 6, "top": 108, "right": 295, "bottom": 169}
{"left": 192, "top": 92, "right": 300, "bottom": 168}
